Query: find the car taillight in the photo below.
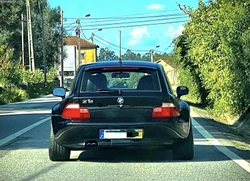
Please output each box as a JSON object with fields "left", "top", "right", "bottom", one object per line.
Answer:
{"left": 152, "top": 103, "right": 180, "bottom": 118}
{"left": 62, "top": 103, "right": 90, "bottom": 121}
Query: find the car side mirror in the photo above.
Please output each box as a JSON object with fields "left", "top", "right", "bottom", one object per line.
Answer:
{"left": 53, "top": 87, "right": 66, "bottom": 99}
{"left": 176, "top": 86, "right": 189, "bottom": 98}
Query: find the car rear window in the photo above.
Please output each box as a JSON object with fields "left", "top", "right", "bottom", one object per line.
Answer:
{"left": 80, "top": 68, "right": 161, "bottom": 92}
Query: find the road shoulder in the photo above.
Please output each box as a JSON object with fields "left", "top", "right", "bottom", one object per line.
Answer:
{"left": 191, "top": 106, "right": 250, "bottom": 151}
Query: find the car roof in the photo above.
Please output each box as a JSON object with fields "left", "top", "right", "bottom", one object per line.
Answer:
{"left": 81, "top": 60, "right": 160, "bottom": 70}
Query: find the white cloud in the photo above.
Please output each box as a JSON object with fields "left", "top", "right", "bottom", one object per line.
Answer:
{"left": 164, "top": 25, "right": 184, "bottom": 38}
{"left": 168, "top": 26, "right": 174, "bottom": 33}
{"left": 147, "top": 4, "right": 165, "bottom": 10}
{"left": 128, "top": 39, "right": 138, "bottom": 46}
{"left": 127, "top": 28, "right": 150, "bottom": 46}
{"left": 177, "top": 25, "right": 185, "bottom": 36}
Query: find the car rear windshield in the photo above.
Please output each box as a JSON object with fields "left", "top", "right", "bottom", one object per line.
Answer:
{"left": 80, "top": 68, "right": 161, "bottom": 92}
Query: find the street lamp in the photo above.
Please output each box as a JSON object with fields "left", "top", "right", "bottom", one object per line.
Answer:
{"left": 150, "top": 45, "right": 160, "bottom": 62}
{"left": 90, "top": 28, "right": 102, "bottom": 43}
{"left": 90, "top": 29, "right": 102, "bottom": 62}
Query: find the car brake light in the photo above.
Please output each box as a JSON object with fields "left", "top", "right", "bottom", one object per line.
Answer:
{"left": 152, "top": 103, "right": 180, "bottom": 118}
{"left": 62, "top": 103, "right": 90, "bottom": 121}
{"left": 102, "top": 67, "right": 138, "bottom": 70}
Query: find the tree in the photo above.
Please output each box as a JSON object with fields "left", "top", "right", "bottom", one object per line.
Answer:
{"left": 174, "top": 0, "right": 250, "bottom": 118}
{"left": 98, "top": 47, "right": 119, "bottom": 60}
{"left": 121, "top": 49, "right": 142, "bottom": 60}
{"left": 0, "top": 0, "right": 61, "bottom": 69}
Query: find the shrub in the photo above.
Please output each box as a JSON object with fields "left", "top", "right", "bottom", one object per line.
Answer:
{"left": 178, "top": 69, "right": 202, "bottom": 104}
{"left": 0, "top": 86, "right": 28, "bottom": 104}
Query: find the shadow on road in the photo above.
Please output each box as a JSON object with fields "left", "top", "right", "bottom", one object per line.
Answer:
{"left": 0, "top": 99, "right": 60, "bottom": 114}
{"left": 72, "top": 143, "right": 250, "bottom": 163}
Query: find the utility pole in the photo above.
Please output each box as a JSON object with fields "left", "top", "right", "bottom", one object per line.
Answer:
{"left": 90, "top": 29, "right": 102, "bottom": 43}
{"left": 26, "top": 1, "right": 31, "bottom": 71}
{"left": 60, "top": 10, "right": 64, "bottom": 87}
{"left": 150, "top": 49, "right": 153, "bottom": 62}
{"left": 150, "top": 45, "right": 160, "bottom": 62}
{"left": 21, "top": 14, "right": 24, "bottom": 66}
{"left": 90, "top": 33, "right": 94, "bottom": 43}
{"left": 26, "top": 0, "right": 35, "bottom": 71}
{"left": 76, "top": 19, "right": 81, "bottom": 67}
{"left": 75, "top": 14, "right": 90, "bottom": 66}
{"left": 38, "top": 1, "right": 47, "bottom": 85}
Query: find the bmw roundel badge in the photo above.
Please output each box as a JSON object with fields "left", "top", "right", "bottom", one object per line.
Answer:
{"left": 117, "top": 97, "right": 124, "bottom": 105}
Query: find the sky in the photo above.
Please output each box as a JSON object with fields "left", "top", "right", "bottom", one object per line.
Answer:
{"left": 48, "top": 0, "right": 202, "bottom": 55}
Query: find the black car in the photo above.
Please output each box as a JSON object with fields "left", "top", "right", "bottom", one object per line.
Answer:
{"left": 49, "top": 60, "right": 193, "bottom": 161}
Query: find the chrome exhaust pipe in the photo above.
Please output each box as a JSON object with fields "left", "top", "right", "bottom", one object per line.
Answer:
{"left": 85, "top": 142, "right": 91, "bottom": 148}
{"left": 85, "top": 141, "right": 98, "bottom": 149}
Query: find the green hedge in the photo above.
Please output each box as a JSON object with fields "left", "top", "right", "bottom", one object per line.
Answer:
{"left": 173, "top": 1, "right": 250, "bottom": 120}
{"left": 25, "top": 80, "right": 60, "bottom": 99}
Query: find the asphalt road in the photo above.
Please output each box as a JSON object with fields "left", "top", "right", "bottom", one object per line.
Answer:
{"left": 0, "top": 95, "right": 250, "bottom": 181}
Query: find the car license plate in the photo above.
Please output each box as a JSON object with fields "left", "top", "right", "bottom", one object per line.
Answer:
{"left": 99, "top": 129, "right": 143, "bottom": 139}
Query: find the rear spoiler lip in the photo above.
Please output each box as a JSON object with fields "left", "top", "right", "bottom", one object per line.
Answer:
{"left": 85, "top": 66, "right": 157, "bottom": 71}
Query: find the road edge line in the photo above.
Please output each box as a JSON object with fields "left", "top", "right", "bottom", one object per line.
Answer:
{"left": 192, "top": 118, "right": 250, "bottom": 173}
{"left": 0, "top": 117, "right": 50, "bottom": 147}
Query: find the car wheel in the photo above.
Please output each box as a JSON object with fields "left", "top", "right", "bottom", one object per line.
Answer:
{"left": 49, "top": 128, "right": 70, "bottom": 161}
{"left": 172, "top": 126, "right": 194, "bottom": 160}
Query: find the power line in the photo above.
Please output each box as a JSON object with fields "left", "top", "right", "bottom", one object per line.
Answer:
{"left": 154, "top": 50, "right": 167, "bottom": 54}
{"left": 64, "top": 14, "right": 187, "bottom": 28}
{"left": 165, "top": 42, "right": 174, "bottom": 50}
{"left": 65, "top": 19, "right": 187, "bottom": 32}
{"left": 80, "top": 24, "right": 89, "bottom": 40}
{"left": 65, "top": 11, "right": 184, "bottom": 20}
{"left": 63, "top": 12, "right": 186, "bottom": 55}
{"left": 94, "top": 38, "right": 120, "bottom": 52}
{"left": 65, "top": 20, "right": 187, "bottom": 31}
{"left": 94, "top": 34, "right": 137, "bottom": 52}
{"left": 80, "top": 15, "right": 187, "bottom": 25}
{"left": 94, "top": 34, "right": 170, "bottom": 56}
{"left": 63, "top": 13, "right": 187, "bottom": 30}
{"left": 80, "top": 16, "right": 187, "bottom": 28}
{"left": 94, "top": 34, "right": 123, "bottom": 48}
{"left": 63, "top": 12, "right": 188, "bottom": 32}
{"left": 82, "top": 13, "right": 186, "bottom": 21}
{"left": 64, "top": 21, "right": 76, "bottom": 28}
{"left": 80, "top": 20, "right": 187, "bottom": 31}
{"left": 93, "top": 35, "right": 160, "bottom": 53}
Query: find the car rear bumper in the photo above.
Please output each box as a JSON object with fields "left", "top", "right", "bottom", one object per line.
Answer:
{"left": 52, "top": 118, "right": 191, "bottom": 150}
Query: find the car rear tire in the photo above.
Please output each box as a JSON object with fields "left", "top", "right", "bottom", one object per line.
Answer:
{"left": 49, "top": 128, "right": 70, "bottom": 161}
{"left": 172, "top": 126, "right": 194, "bottom": 160}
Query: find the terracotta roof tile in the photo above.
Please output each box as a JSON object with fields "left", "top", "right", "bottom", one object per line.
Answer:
{"left": 65, "top": 36, "right": 97, "bottom": 49}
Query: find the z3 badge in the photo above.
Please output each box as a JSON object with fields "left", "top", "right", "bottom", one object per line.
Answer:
{"left": 82, "top": 99, "right": 94, "bottom": 104}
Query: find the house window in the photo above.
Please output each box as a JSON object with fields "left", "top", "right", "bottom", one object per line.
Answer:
{"left": 80, "top": 52, "right": 85, "bottom": 59}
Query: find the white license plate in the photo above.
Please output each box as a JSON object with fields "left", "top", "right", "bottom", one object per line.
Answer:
{"left": 99, "top": 129, "right": 143, "bottom": 139}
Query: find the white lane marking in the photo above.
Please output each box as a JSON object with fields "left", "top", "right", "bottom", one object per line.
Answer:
{"left": 192, "top": 118, "right": 250, "bottom": 173}
{"left": 0, "top": 110, "right": 51, "bottom": 116}
{"left": 0, "top": 117, "right": 50, "bottom": 147}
